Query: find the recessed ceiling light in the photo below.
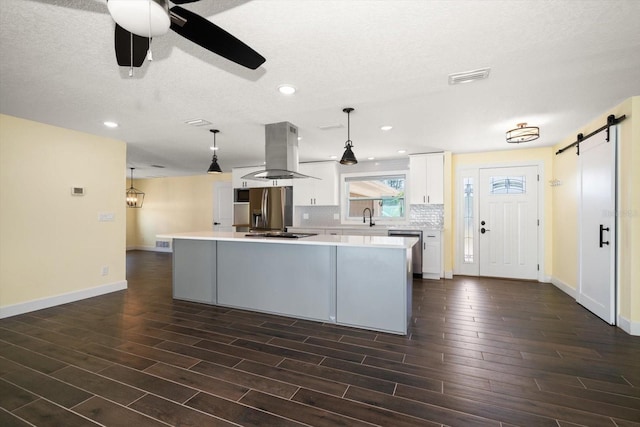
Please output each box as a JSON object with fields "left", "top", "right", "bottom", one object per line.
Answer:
{"left": 329, "top": 155, "right": 338, "bottom": 159}
{"left": 380, "top": 125, "right": 393, "bottom": 131}
{"left": 397, "top": 149, "right": 406, "bottom": 154}
{"left": 368, "top": 157, "right": 375, "bottom": 160}
{"left": 210, "top": 146, "right": 218, "bottom": 151}
{"left": 278, "top": 84, "right": 296, "bottom": 95}
{"left": 103, "top": 121, "right": 118, "bottom": 128}
{"left": 297, "top": 136, "right": 302, "bottom": 141}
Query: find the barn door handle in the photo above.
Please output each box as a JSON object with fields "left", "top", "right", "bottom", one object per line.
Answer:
{"left": 599, "top": 224, "right": 609, "bottom": 247}
{"left": 213, "top": 222, "right": 221, "bottom": 225}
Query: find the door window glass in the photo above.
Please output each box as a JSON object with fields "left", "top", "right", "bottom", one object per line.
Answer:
{"left": 463, "top": 177, "right": 474, "bottom": 263}
{"left": 489, "top": 176, "right": 526, "bottom": 194}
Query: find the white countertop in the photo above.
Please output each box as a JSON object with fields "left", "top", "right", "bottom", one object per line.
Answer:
{"left": 289, "top": 225, "right": 443, "bottom": 231}
{"left": 158, "top": 231, "right": 418, "bottom": 249}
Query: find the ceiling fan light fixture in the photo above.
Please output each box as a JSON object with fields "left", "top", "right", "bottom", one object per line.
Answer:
{"left": 207, "top": 129, "right": 223, "bottom": 174}
{"left": 107, "top": 0, "right": 170, "bottom": 38}
{"left": 340, "top": 107, "right": 358, "bottom": 165}
{"left": 506, "top": 122, "right": 540, "bottom": 143}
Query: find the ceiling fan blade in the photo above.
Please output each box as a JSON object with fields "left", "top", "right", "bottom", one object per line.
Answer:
{"left": 169, "top": 6, "right": 265, "bottom": 70}
{"left": 170, "top": 0, "right": 202, "bottom": 4}
{"left": 114, "top": 24, "right": 150, "bottom": 67}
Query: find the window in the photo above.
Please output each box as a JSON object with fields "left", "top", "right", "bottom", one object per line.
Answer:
{"left": 345, "top": 174, "right": 406, "bottom": 220}
{"left": 489, "top": 176, "right": 526, "bottom": 194}
{"left": 463, "top": 177, "right": 474, "bottom": 263}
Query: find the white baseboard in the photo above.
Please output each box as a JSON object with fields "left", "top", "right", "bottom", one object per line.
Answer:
{"left": 0, "top": 280, "right": 127, "bottom": 319}
{"left": 550, "top": 276, "right": 577, "bottom": 299}
{"left": 444, "top": 270, "right": 453, "bottom": 279}
{"left": 617, "top": 315, "right": 640, "bottom": 336}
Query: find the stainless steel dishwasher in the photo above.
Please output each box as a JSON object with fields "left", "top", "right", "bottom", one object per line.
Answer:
{"left": 388, "top": 229, "right": 422, "bottom": 277}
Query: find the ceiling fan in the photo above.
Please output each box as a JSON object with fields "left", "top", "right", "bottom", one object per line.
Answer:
{"left": 106, "top": 0, "right": 265, "bottom": 69}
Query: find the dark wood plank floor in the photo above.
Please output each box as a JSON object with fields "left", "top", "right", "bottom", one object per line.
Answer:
{"left": 1, "top": 251, "right": 639, "bottom": 426}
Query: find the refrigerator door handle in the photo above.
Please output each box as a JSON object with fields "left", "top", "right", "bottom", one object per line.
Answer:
{"left": 262, "top": 188, "right": 268, "bottom": 228}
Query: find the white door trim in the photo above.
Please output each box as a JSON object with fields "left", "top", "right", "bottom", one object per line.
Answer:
{"left": 455, "top": 160, "right": 545, "bottom": 282}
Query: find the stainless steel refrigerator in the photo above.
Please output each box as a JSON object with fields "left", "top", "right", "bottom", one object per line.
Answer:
{"left": 249, "top": 186, "right": 293, "bottom": 232}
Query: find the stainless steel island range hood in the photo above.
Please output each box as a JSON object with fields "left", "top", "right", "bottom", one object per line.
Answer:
{"left": 241, "top": 122, "right": 317, "bottom": 180}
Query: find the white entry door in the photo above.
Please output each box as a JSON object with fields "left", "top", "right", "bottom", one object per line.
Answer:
{"left": 578, "top": 128, "right": 616, "bottom": 324}
{"left": 479, "top": 166, "right": 539, "bottom": 280}
{"left": 213, "top": 181, "right": 233, "bottom": 231}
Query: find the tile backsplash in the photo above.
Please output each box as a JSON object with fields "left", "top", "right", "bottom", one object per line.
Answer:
{"left": 293, "top": 204, "right": 444, "bottom": 229}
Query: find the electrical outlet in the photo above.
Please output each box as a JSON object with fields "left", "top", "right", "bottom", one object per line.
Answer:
{"left": 333, "top": 213, "right": 340, "bottom": 220}
{"left": 101, "top": 266, "right": 109, "bottom": 276}
{"left": 303, "top": 213, "right": 309, "bottom": 219}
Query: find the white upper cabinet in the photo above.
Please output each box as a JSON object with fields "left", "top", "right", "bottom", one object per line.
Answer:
{"left": 232, "top": 166, "right": 264, "bottom": 188}
{"left": 293, "top": 161, "right": 339, "bottom": 206}
{"left": 409, "top": 153, "right": 444, "bottom": 204}
{"left": 233, "top": 166, "right": 294, "bottom": 188}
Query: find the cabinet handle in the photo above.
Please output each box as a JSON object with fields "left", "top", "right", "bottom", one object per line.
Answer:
{"left": 423, "top": 196, "right": 426, "bottom": 203}
{"left": 427, "top": 195, "right": 430, "bottom": 203}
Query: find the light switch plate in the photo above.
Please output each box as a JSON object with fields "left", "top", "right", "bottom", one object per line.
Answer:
{"left": 303, "top": 213, "right": 309, "bottom": 219}
{"left": 98, "top": 212, "right": 115, "bottom": 222}
{"left": 333, "top": 213, "right": 340, "bottom": 220}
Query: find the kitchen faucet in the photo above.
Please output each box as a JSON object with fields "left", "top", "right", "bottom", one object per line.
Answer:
{"left": 362, "top": 207, "right": 375, "bottom": 227}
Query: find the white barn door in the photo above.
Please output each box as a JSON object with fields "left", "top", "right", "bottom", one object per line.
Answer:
{"left": 578, "top": 127, "right": 616, "bottom": 324}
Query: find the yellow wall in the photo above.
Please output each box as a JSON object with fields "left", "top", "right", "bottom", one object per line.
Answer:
{"left": 449, "top": 146, "right": 555, "bottom": 278}
{"left": 552, "top": 96, "right": 639, "bottom": 325}
{"left": 126, "top": 173, "right": 231, "bottom": 250}
{"left": 0, "top": 114, "right": 126, "bottom": 311}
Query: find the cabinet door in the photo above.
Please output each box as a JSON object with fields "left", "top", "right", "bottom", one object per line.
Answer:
{"left": 232, "top": 166, "right": 264, "bottom": 188}
{"left": 425, "top": 154, "right": 444, "bottom": 204}
{"left": 422, "top": 232, "right": 441, "bottom": 275}
{"left": 409, "top": 155, "right": 428, "bottom": 204}
{"left": 292, "top": 171, "right": 316, "bottom": 206}
{"left": 294, "top": 161, "right": 339, "bottom": 206}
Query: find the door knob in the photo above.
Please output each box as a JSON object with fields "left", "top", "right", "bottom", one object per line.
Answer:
{"left": 480, "top": 227, "right": 490, "bottom": 234}
{"left": 481, "top": 220, "right": 486, "bottom": 225}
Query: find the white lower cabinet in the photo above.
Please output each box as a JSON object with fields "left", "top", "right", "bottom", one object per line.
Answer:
{"left": 340, "top": 228, "right": 388, "bottom": 236}
{"left": 422, "top": 230, "right": 442, "bottom": 279}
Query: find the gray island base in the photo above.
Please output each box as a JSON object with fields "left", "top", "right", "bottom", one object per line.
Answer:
{"left": 163, "top": 231, "right": 417, "bottom": 335}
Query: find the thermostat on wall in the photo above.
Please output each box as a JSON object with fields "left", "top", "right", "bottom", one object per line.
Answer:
{"left": 71, "top": 186, "right": 85, "bottom": 196}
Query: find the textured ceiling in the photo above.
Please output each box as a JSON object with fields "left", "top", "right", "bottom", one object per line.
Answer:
{"left": 1, "top": 0, "right": 639, "bottom": 178}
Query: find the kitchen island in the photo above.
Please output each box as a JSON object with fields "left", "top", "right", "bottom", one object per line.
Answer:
{"left": 159, "top": 231, "right": 417, "bottom": 335}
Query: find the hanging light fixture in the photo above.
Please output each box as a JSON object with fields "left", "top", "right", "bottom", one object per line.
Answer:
{"left": 207, "top": 129, "right": 223, "bottom": 174}
{"left": 506, "top": 122, "right": 539, "bottom": 143}
{"left": 340, "top": 107, "right": 358, "bottom": 165}
{"left": 126, "top": 167, "right": 145, "bottom": 208}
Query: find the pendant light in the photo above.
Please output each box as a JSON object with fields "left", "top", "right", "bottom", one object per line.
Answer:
{"left": 126, "top": 167, "right": 145, "bottom": 208}
{"left": 340, "top": 107, "right": 358, "bottom": 165}
{"left": 506, "top": 122, "right": 539, "bottom": 143}
{"left": 207, "top": 129, "right": 223, "bottom": 174}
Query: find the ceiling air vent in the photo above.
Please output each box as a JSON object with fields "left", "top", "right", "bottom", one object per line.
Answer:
{"left": 448, "top": 68, "right": 491, "bottom": 85}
